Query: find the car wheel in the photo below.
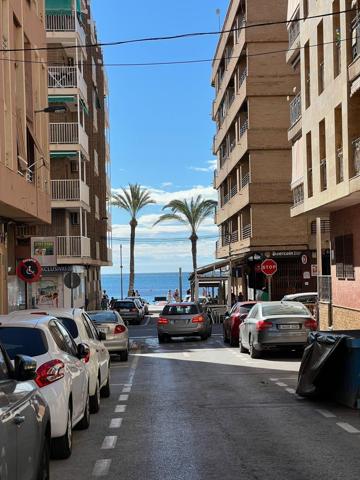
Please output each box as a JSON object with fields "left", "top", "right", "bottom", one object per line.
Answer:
{"left": 229, "top": 334, "right": 238, "bottom": 347}
{"left": 119, "top": 349, "right": 128, "bottom": 362}
{"left": 239, "top": 337, "right": 247, "bottom": 353}
{"left": 100, "top": 368, "right": 111, "bottom": 398}
{"left": 77, "top": 391, "right": 91, "bottom": 429}
{"left": 37, "top": 431, "right": 50, "bottom": 480}
{"left": 51, "top": 405, "right": 72, "bottom": 459}
{"left": 223, "top": 328, "right": 229, "bottom": 343}
{"left": 89, "top": 378, "right": 100, "bottom": 414}
{"left": 249, "top": 339, "right": 261, "bottom": 359}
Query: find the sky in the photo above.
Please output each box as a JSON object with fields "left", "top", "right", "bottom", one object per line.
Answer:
{"left": 91, "top": 0, "right": 228, "bottom": 273}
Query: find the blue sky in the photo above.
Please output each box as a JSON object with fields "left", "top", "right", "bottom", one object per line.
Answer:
{"left": 92, "top": 0, "right": 228, "bottom": 273}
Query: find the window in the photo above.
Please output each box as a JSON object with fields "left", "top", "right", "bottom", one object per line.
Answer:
{"left": 335, "top": 104, "right": 343, "bottom": 183}
{"left": 56, "top": 322, "right": 78, "bottom": 357}
{"left": 57, "top": 317, "right": 79, "bottom": 339}
{"left": 335, "top": 234, "right": 355, "bottom": 279}
{"left": 0, "top": 349, "right": 9, "bottom": 380}
{"left": 81, "top": 314, "right": 95, "bottom": 339}
{"left": 0, "top": 327, "right": 48, "bottom": 359}
{"left": 262, "top": 304, "right": 309, "bottom": 316}
{"left": 49, "top": 321, "right": 69, "bottom": 352}
{"left": 317, "top": 21, "right": 324, "bottom": 94}
{"left": 319, "top": 120, "right": 327, "bottom": 191}
{"left": 333, "top": 0, "right": 341, "bottom": 77}
{"left": 70, "top": 212, "right": 80, "bottom": 225}
{"left": 306, "top": 132, "right": 313, "bottom": 197}
{"left": 162, "top": 305, "right": 199, "bottom": 315}
{"left": 247, "top": 305, "right": 258, "bottom": 318}
{"left": 305, "top": 42, "right": 311, "bottom": 108}
{"left": 88, "top": 312, "right": 117, "bottom": 323}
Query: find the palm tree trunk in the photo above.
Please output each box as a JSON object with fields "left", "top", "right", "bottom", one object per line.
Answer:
{"left": 128, "top": 218, "right": 137, "bottom": 295}
{"left": 190, "top": 233, "right": 198, "bottom": 301}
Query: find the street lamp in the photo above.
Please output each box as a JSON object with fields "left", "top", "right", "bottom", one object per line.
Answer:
{"left": 223, "top": 232, "right": 233, "bottom": 309}
{"left": 34, "top": 105, "right": 67, "bottom": 114}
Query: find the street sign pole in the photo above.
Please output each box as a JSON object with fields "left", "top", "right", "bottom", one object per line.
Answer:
{"left": 179, "top": 267, "right": 183, "bottom": 302}
{"left": 71, "top": 274, "right": 74, "bottom": 308}
{"left": 120, "top": 244, "right": 124, "bottom": 300}
{"left": 268, "top": 276, "right": 272, "bottom": 301}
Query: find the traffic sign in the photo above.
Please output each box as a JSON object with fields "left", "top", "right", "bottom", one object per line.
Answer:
{"left": 16, "top": 258, "right": 42, "bottom": 283}
{"left": 261, "top": 259, "right": 278, "bottom": 276}
{"left": 64, "top": 272, "right": 81, "bottom": 289}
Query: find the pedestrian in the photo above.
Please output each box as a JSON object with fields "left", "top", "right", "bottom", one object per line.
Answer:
{"left": 231, "top": 292, "right": 236, "bottom": 306}
{"left": 174, "top": 288, "right": 180, "bottom": 302}
{"left": 261, "top": 286, "right": 269, "bottom": 301}
{"left": 101, "top": 290, "right": 109, "bottom": 310}
{"left": 167, "top": 289, "right": 172, "bottom": 303}
{"left": 238, "top": 292, "right": 244, "bottom": 302}
{"left": 109, "top": 297, "right": 116, "bottom": 309}
{"left": 135, "top": 290, "right": 140, "bottom": 297}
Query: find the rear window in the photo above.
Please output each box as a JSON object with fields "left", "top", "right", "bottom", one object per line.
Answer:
{"left": 162, "top": 305, "right": 199, "bottom": 315}
{"left": 239, "top": 304, "right": 255, "bottom": 313}
{"left": 57, "top": 317, "right": 79, "bottom": 338}
{"left": 262, "top": 303, "right": 309, "bottom": 316}
{"left": 88, "top": 312, "right": 118, "bottom": 323}
{"left": 115, "top": 302, "right": 135, "bottom": 309}
{"left": 0, "top": 327, "right": 48, "bottom": 359}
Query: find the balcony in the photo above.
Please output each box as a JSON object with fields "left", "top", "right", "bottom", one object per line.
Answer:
{"left": 241, "top": 172, "right": 250, "bottom": 189}
{"left": 49, "top": 122, "right": 89, "bottom": 155}
{"left": 57, "top": 236, "right": 90, "bottom": 258}
{"left": 352, "top": 137, "right": 360, "bottom": 176}
{"left": 292, "top": 183, "right": 304, "bottom": 208}
{"left": 336, "top": 147, "right": 344, "bottom": 183}
{"left": 289, "top": 93, "right": 301, "bottom": 127}
{"left": 352, "top": 14, "right": 360, "bottom": 60}
{"left": 288, "top": 18, "right": 300, "bottom": 48}
{"left": 51, "top": 179, "right": 90, "bottom": 209}
{"left": 48, "top": 66, "right": 87, "bottom": 99}
{"left": 238, "top": 68, "right": 247, "bottom": 91}
{"left": 221, "top": 231, "right": 239, "bottom": 247}
{"left": 242, "top": 224, "right": 252, "bottom": 240}
{"left": 320, "top": 159, "right": 327, "bottom": 191}
{"left": 239, "top": 119, "right": 248, "bottom": 138}
{"left": 318, "top": 275, "right": 332, "bottom": 303}
{"left": 46, "top": 12, "right": 86, "bottom": 47}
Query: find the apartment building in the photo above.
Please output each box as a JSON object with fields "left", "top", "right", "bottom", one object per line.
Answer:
{"left": 18, "top": 0, "right": 112, "bottom": 310}
{"left": 0, "top": 0, "right": 51, "bottom": 314}
{"left": 212, "top": 0, "right": 318, "bottom": 301}
{"left": 287, "top": 0, "right": 360, "bottom": 329}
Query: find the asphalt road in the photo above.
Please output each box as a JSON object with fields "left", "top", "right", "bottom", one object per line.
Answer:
{"left": 51, "top": 318, "right": 360, "bottom": 479}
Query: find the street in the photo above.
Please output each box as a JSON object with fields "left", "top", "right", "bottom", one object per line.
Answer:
{"left": 51, "top": 318, "right": 360, "bottom": 480}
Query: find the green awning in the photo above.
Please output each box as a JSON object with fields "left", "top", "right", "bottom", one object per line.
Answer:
{"left": 50, "top": 151, "right": 79, "bottom": 159}
{"left": 80, "top": 98, "right": 89, "bottom": 115}
{"left": 48, "top": 95, "right": 76, "bottom": 104}
{"left": 46, "top": 0, "right": 81, "bottom": 14}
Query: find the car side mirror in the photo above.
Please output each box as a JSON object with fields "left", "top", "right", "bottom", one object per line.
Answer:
{"left": 98, "top": 331, "right": 106, "bottom": 341}
{"left": 14, "top": 355, "right": 37, "bottom": 381}
{"left": 239, "top": 313, "right": 248, "bottom": 323}
{"left": 77, "top": 343, "right": 90, "bottom": 360}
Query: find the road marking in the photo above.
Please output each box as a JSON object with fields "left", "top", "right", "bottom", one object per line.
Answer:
{"left": 276, "top": 382, "right": 288, "bottom": 387}
{"left": 316, "top": 409, "right": 336, "bottom": 418}
{"left": 110, "top": 418, "right": 123, "bottom": 428}
{"left": 115, "top": 404, "right": 127, "bottom": 413}
{"left": 93, "top": 459, "right": 111, "bottom": 477}
{"left": 118, "top": 394, "right": 129, "bottom": 401}
{"left": 336, "top": 422, "right": 360, "bottom": 433}
{"left": 124, "top": 383, "right": 132, "bottom": 387}
{"left": 122, "top": 386, "right": 131, "bottom": 393}
{"left": 285, "top": 388, "right": 296, "bottom": 394}
{"left": 101, "top": 436, "right": 118, "bottom": 449}
{"left": 183, "top": 352, "right": 190, "bottom": 358}
{"left": 269, "top": 378, "right": 279, "bottom": 382}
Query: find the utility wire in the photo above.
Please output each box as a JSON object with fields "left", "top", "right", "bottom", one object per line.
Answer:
{"left": 111, "top": 236, "right": 218, "bottom": 243}
{"left": 0, "top": 8, "right": 354, "bottom": 54}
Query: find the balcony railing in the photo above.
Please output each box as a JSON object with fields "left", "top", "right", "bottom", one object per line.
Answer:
{"left": 239, "top": 119, "right": 248, "bottom": 138}
{"left": 238, "top": 68, "right": 247, "bottom": 90}
{"left": 289, "top": 92, "right": 301, "bottom": 127}
{"left": 318, "top": 275, "right": 332, "bottom": 303}
{"left": 337, "top": 147, "right": 344, "bottom": 183}
{"left": 51, "top": 179, "right": 89, "bottom": 205}
{"left": 48, "top": 66, "right": 87, "bottom": 97}
{"left": 318, "top": 62, "right": 324, "bottom": 93}
{"left": 311, "top": 219, "right": 330, "bottom": 235}
{"left": 46, "top": 12, "right": 86, "bottom": 45}
{"left": 223, "top": 192, "right": 230, "bottom": 205}
{"left": 320, "top": 158, "right": 327, "bottom": 190}
{"left": 352, "top": 13, "right": 360, "bottom": 60}
{"left": 49, "top": 122, "right": 89, "bottom": 153}
{"left": 288, "top": 18, "right": 300, "bottom": 47}
{"left": 230, "top": 184, "right": 237, "bottom": 198}
{"left": 292, "top": 183, "right": 304, "bottom": 207}
{"left": 352, "top": 137, "right": 360, "bottom": 176}
{"left": 242, "top": 224, "right": 252, "bottom": 239}
{"left": 241, "top": 172, "right": 250, "bottom": 189}
{"left": 57, "top": 236, "right": 90, "bottom": 257}
{"left": 221, "top": 231, "right": 239, "bottom": 247}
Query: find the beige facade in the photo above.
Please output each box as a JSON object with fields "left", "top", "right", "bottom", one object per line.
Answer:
{"left": 287, "top": 0, "right": 360, "bottom": 329}
{"left": 212, "top": 0, "right": 317, "bottom": 300}
{"left": 0, "top": 0, "right": 51, "bottom": 313}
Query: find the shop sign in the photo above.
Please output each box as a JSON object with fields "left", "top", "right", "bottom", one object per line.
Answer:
{"left": 42, "top": 266, "right": 72, "bottom": 273}
{"left": 31, "top": 237, "right": 57, "bottom": 266}
{"left": 271, "top": 250, "right": 303, "bottom": 258}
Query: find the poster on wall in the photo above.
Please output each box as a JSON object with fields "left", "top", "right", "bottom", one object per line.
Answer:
{"left": 35, "top": 278, "right": 62, "bottom": 308}
{"left": 31, "top": 237, "right": 57, "bottom": 266}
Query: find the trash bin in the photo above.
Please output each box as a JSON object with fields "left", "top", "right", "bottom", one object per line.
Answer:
{"left": 297, "top": 330, "right": 360, "bottom": 409}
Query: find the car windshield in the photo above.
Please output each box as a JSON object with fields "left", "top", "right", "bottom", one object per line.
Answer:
{"left": 115, "top": 302, "right": 135, "bottom": 309}
{"left": 0, "top": 327, "right": 48, "bottom": 359}
{"left": 262, "top": 303, "right": 309, "bottom": 316}
{"left": 239, "top": 304, "right": 255, "bottom": 313}
{"left": 88, "top": 312, "right": 118, "bottom": 323}
{"left": 162, "top": 305, "right": 199, "bottom": 315}
{"left": 57, "top": 317, "right": 79, "bottom": 338}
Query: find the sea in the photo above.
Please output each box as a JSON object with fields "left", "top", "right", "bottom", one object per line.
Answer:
{"left": 101, "top": 272, "right": 191, "bottom": 303}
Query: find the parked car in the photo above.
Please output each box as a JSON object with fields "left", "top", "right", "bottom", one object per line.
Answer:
{"left": 126, "top": 297, "right": 149, "bottom": 315}
{"left": 88, "top": 310, "right": 129, "bottom": 361}
{"left": 157, "top": 302, "right": 212, "bottom": 343}
{"left": 282, "top": 292, "right": 318, "bottom": 318}
{"left": 0, "top": 341, "right": 51, "bottom": 479}
{"left": 239, "top": 301, "right": 318, "bottom": 358}
{"left": 112, "top": 299, "right": 143, "bottom": 325}
{"left": 223, "top": 301, "right": 257, "bottom": 347}
{"left": 40, "top": 308, "right": 111, "bottom": 414}
{"left": 0, "top": 313, "right": 90, "bottom": 459}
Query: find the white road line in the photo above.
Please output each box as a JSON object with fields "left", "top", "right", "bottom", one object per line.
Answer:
{"left": 285, "top": 388, "right": 296, "bottom": 394}
{"left": 122, "top": 386, "right": 131, "bottom": 393}
{"left": 336, "top": 422, "right": 360, "bottom": 433}
{"left": 115, "top": 405, "right": 127, "bottom": 413}
{"left": 124, "top": 383, "right": 132, "bottom": 387}
{"left": 276, "top": 382, "right": 288, "bottom": 387}
{"left": 110, "top": 418, "right": 123, "bottom": 429}
{"left": 93, "top": 459, "right": 111, "bottom": 477}
{"left": 118, "top": 394, "right": 129, "bottom": 402}
{"left": 183, "top": 352, "right": 190, "bottom": 358}
{"left": 269, "top": 378, "right": 279, "bottom": 382}
{"left": 315, "top": 409, "right": 336, "bottom": 418}
{"left": 101, "top": 436, "right": 118, "bottom": 449}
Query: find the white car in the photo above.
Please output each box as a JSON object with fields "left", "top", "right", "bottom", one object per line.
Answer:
{"left": 87, "top": 310, "right": 129, "bottom": 361}
{"left": 37, "top": 309, "right": 111, "bottom": 413}
{"left": 0, "top": 313, "right": 90, "bottom": 459}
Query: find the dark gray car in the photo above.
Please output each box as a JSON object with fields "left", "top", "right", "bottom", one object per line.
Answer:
{"left": 239, "top": 301, "right": 317, "bottom": 358}
{"left": 112, "top": 300, "right": 142, "bottom": 325}
{"left": 157, "top": 302, "right": 212, "bottom": 343}
{"left": 0, "top": 342, "right": 51, "bottom": 479}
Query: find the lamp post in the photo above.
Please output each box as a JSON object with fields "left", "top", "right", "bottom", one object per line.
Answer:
{"left": 224, "top": 232, "right": 232, "bottom": 309}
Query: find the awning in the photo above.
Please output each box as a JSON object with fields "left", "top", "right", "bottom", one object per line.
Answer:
{"left": 80, "top": 98, "right": 89, "bottom": 115}
{"left": 287, "top": 0, "right": 300, "bottom": 23}
{"left": 50, "top": 151, "right": 79, "bottom": 159}
{"left": 351, "top": 76, "right": 360, "bottom": 96}
{"left": 48, "top": 95, "right": 76, "bottom": 104}
{"left": 46, "top": 0, "right": 81, "bottom": 14}
{"left": 291, "top": 137, "right": 304, "bottom": 189}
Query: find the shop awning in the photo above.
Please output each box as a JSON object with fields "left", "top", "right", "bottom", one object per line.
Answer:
{"left": 287, "top": 0, "right": 300, "bottom": 23}
{"left": 291, "top": 137, "right": 304, "bottom": 189}
{"left": 50, "top": 151, "right": 78, "bottom": 159}
{"left": 46, "top": 0, "right": 81, "bottom": 14}
{"left": 48, "top": 95, "right": 76, "bottom": 104}
{"left": 80, "top": 98, "right": 89, "bottom": 115}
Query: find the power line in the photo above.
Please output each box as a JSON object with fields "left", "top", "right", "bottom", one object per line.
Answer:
{"left": 0, "top": 8, "right": 354, "bottom": 54}
{"left": 111, "top": 235, "right": 218, "bottom": 243}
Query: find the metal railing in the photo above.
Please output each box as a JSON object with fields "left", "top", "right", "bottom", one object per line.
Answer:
{"left": 239, "top": 118, "right": 248, "bottom": 138}
{"left": 57, "top": 236, "right": 91, "bottom": 257}
{"left": 320, "top": 158, "right": 327, "bottom": 190}
{"left": 337, "top": 147, "right": 344, "bottom": 182}
{"left": 292, "top": 183, "right": 304, "bottom": 207}
{"left": 238, "top": 68, "right": 247, "bottom": 90}
{"left": 318, "top": 275, "right": 332, "bottom": 303}
{"left": 352, "top": 137, "right": 360, "bottom": 176}
{"left": 222, "top": 231, "right": 239, "bottom": 246}
{"left": 48, "top": 66, "right": 77, "bottom": 88}
{"left": 49, "top": 123, "right": 88, "bottom": 153}
{"left": 51, "top": 179, "right": 89, "bottom": 205}
{"left": 289, "top": 92, "right": 301, "bottom": 127}
{"left": 223, "top": 192, "right": 230, "bottom": 205}
{"left": 352, "top": 13, "right": 360, "bottom": 60}
{"left": 242, "top": 223, "right": 252, "bottom": 239}
{"left": 288, "top": 18, "right": 300, "bottom": 47}
{"left": 241, "top": 172, "right": 250, "bottom": 189}
{"left": 319, "top": 62, "right": 324, "bottom": 93}
{"left": 230, "top": 184, "right": 238, "bottom": 198}
{"left": 311, "top": 219, "right": 330, "bottom": 234}
{"left": 46, "top": 12, "right": 86, "bottom": 45}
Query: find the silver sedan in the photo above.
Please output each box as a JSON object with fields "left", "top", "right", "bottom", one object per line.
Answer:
{"left": 239, "top": 301, "right": 317, "bottom": 358}
{"left": 88, "top": 310, "right": 129, "bottom": 361}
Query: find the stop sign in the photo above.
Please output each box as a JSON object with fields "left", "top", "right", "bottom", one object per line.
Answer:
{"left": 261, "top": 259, "right": 278, "bottom": 276}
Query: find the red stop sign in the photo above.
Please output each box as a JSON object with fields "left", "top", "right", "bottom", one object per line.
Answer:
{"left": 261, "top": 259, "right": 278, "bottom": 276}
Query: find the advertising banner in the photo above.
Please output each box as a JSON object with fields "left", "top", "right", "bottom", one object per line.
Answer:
{"left": 31, "top": 237, "right": 57, "bottom": 266}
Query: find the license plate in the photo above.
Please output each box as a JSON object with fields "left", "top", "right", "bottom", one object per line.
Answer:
{"left": 98, "top": 328, "right": 108, "bottom": 334}
{"left": 278, "top": 324, "right": 300, "bottom": 330}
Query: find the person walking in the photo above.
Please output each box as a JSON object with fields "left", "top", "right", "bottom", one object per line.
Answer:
{"left": 174, "top": 288, "right": 180, "bottom": 302}
{"left": 101, "top": 290, "right": 109, "bottom": 310}
{"left": 167, "top": 290, "right": 172, "bottom": 303}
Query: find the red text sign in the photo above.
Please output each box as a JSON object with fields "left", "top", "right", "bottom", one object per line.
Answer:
{"left": 261, "top": 259, "right": 278, "bottom": 277}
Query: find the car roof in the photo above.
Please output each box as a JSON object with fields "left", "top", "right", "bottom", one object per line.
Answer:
{"left": 0, "top": 313, "right": 58, "bottom": 328}
{"left": 283, "top": 292, "right": 317, "bottom": 299}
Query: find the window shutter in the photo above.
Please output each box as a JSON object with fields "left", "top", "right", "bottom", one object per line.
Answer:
{"left": 344, "top": 234, "right": 355, "bottom": 279}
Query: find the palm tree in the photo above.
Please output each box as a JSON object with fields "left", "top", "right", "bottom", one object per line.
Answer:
{"left": 112, "top": 184, "right": 155, "bottom": 296}
{"left": 154, "top": 196, "right": 217, "bottom": 273}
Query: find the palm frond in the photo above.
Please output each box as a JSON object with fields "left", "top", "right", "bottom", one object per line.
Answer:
{"left": 112, "top": 184, "right": 155, "bottom": 219}
{"left": 153, "top": 213, "right": 187, "bottom": 226}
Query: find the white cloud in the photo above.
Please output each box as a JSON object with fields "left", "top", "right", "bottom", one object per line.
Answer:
{"left": 189, "top": 159, "right": 217, "bottom": 173}
{"left": 161, "top": 181, "right": 173, "bottom": 187}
